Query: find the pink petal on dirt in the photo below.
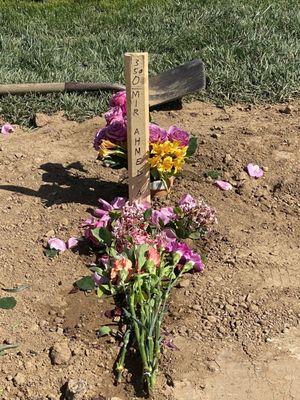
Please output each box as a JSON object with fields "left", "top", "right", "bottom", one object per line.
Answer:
{"left": 67, "top": 237, "right": 78, "bottom": 249}
{"left": 215, "top": 180, "right": 233, "bottom": 191}
{"left": 1, "top": 123, "right": 14, "bottom": 136}
{"left": 246, "top": 163, "right": 264, "bottom": 178}
{"left": 48, "top": 238, "right": 67, "bottom": 252}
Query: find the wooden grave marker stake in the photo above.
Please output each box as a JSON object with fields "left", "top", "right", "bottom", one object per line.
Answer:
{"left": 124, "top": 52, "right": 151, "bottom": 203}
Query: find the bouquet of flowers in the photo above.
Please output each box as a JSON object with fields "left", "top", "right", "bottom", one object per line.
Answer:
{"left": 81, "top": 194, "right": 216, "bottom": 393}
{"left": 93, "top": 91, "right": 197, "bottom": 190}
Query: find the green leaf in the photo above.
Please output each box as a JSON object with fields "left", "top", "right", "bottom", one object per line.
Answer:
{"left": 188, "top": 231, "right": 201, "bottom": 240}
{"left": 97, "top": 326, "right": 111, "bottom": 337}
{"left": 44, "top": 248, "right": 58, "bottom": 258}
{"left": 2, "top": 284, "right": 30, "bottom": 293}
{"left": 92, "top": 227, "right": 112, "bottom": 246}
{"left": 186, "top": 137, "right": 198, "bottom": 157}
{"left": 0, "top": 297, "right": 17, "bottom": 309}
{"left": 89, "top": 266, "right": 103, "bottom": 273}
{"left": 75, "top": 276, "right": 95, "bottom": 291}
{"left": 136, "top": 244, "right": 148, "bottom": 269}
{"left": 143, "top": 208, "right": 152, "bottom": 220}
{"left": 204, "top": 169, "right": 221, "bottom": 180}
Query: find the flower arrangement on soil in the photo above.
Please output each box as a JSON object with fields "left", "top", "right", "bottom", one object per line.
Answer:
{"left": 94, "top": 91, "right": 197, "bottom": 192}
{"left": 79, "top": 194, "right": 216, "bottom": 393}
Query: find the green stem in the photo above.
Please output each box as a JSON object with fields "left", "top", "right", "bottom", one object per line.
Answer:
{"left": 116, "top": 329, "right": 131, "bottom": 383}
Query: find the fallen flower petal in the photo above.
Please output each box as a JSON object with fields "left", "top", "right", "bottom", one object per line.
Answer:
{"left": 48, "top": 238, "right": 67, "bottom": 252}
{"left": 215, "top": 180, "right": 233, "bottom": 191}
{"left": 67, "top": 237, "right": 78, "bottom": 249}
{"left": 246, "top": 163, "right": 264, "bottom": 178}
{"left": 1, "top": 123, "right": 14, "bottom": 136}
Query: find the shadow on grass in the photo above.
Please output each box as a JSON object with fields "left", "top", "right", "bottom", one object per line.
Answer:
{"left": 0, "top": 161, "right": 127, "bottom": 206}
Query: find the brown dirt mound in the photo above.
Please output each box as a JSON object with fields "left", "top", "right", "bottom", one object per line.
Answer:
{"left": 0, "top": 101, "right": 299, "bottom": 399}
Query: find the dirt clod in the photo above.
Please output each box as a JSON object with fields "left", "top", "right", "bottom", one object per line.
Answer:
{"left": 50, "top": 341, "right": 72, "bottom": 365}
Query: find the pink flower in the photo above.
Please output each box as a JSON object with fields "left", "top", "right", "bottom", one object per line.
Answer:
{"left": 111, "top": 197, "right": 126, "bottom": 209}
{"left": 1, "top": 123, "right": 14, "bottom": 136}
{"left": 149, "top": 123, "right": 168, "bottom": 143}
{"left": 246, "top": 163, "right": 264, "bottom": 178}
{"left": 215, "top": 180, "right": 232, "bottom": 191}
{"left": 105, "top": 120, "right": 127, "bottom": 142}
{"left": 67, "top": 237, "right": 78, "bottom": 249}
{"left": 147, "top": 247, "right": 161, "bottom": 267}
{"left": 104, "top": 107, "right": 124, "bottom": 124}
{"left": 167, "top": 125, "right": 189, "bottom": 146}
{"left": 179, "top": 194, "right": 197, "bottom": 208}
{"left": 109, "top": 91, "right": 126, "bottom": 114}
{"left": 187, "top": 251, "right": 204, "bottom": 272}
{"left": 48, "top": 238, "right": 67, "bottom": 252}
{"left": 151, "top": 207, "right": 176, "bottom": 226}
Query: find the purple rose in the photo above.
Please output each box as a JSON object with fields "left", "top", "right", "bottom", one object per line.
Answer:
{"left": 94, "top": 127, "right": 107, "bottom": 150}
{"left": 168, "top": 125, "right": 189, "bottom": 146}
{"left": 105, "top": 120, "right": 127, "bottom": 142}
{"left": 151, "top": 207, "right": 176, "bottom": 226}
{"left": 109, "top": 91, "right": 126, "bottom": 114}
{"left": 149, "top": 123, "right": 168, "bottom": 143}
{"left": 104, "top": 107, "right": 124, "bottom": 124}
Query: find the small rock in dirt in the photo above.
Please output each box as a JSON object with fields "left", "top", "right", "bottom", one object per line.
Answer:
{"left": 109, "top": 397, "right": 123, "bottom": 400}
{"left": 223, "top": 153, "right": 232, "bottom": 164}
{"left": 50, "top": 341, "right": 72, "bottom": 365}
{"left": 206, "top": 315, "right": 217, "bottom": 324}
{"left": 248, "top": 303, "right": 259, "bottom": 313}
{"left": 45, "top": 229, "right": 55, "bottom": 238}
{"left": 64, "top": 379, "right": 88, "bottom": 400}
{"left": 218, "top": 326, "right": 226, "bottom": 334}
{"left": 13, "top": 373, "right": 26, "bottom": 386}
{"left": 225, "top": 304, "right": 235, "bottom": 314}
{"left": 235, "top": 171, "right": 248, "bottom": 181}
{"left": 14, "top": 152, "right": 24, "bottom": 159}
{"left": 206, "top": 361, "right": 219, "bottom": 373}
{"left": 226, "top": 297, "right": 235, "bottom": 305}
{"left": 279, "top": 105, "right": 293, "bottom": 114}
{"left": 211, "top": 132, "right": 221, "bottom": 139}
{"left": 192, "top": 304, "right": 202, "bottom": 311}
{"left": 177, "top": 278, "right": 190, "bottom": 288}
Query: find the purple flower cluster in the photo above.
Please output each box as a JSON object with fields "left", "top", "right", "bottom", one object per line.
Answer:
{"left": 94, "top": 91, "right": 190, "bottom": 151}
{"left": 82, "top": 194, "right": 216, "bottom": 273}
{"left": 166, "top": 241, "right": 204, "bottom": 272}
{"left": 179, "top": 194, "right": 217, "bottom": 230}
{"left": 94, "top": 91, "right": 127, "bottom": 150}
{"left": 149, "top": 123, "right": 189, "bottom": 146}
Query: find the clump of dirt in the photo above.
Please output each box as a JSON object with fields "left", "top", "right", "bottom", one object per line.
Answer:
{"left": 0, "top": 101, "right": 299, "bottom": 399}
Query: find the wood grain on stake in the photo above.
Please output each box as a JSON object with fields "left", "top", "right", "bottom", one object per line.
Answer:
{"left": 124, "top": 52, "right": 150, "bottom": 203}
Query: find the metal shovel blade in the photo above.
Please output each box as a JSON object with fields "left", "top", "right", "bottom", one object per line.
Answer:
{"left": 149, "top": 59, "right": 205, "bottom": 107}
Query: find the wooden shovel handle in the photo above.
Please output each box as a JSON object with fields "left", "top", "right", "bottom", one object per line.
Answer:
{"left": 0, "top": 82, "right": 125, "bottom": 95}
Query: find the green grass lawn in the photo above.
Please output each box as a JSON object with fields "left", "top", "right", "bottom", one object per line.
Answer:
{"left": 0, "top": 0, "right": 299, "bottom": 125}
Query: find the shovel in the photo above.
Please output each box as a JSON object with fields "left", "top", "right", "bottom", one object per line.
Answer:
{"left": 0, "top": 59, "right": 205, "bottom": 107}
